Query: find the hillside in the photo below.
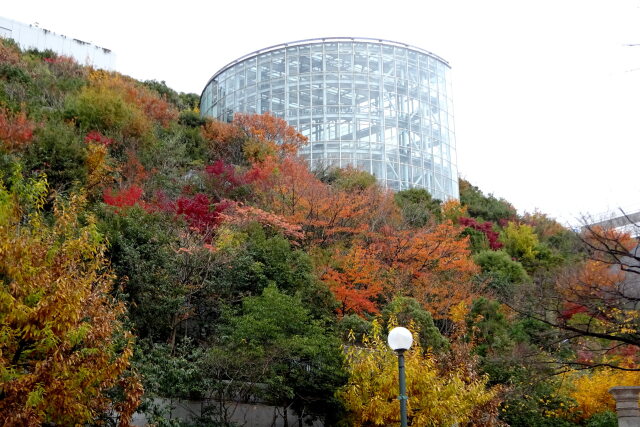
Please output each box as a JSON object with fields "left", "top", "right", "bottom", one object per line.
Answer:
{"left": 0, "top": 38, "right": 636, "bottom": 427}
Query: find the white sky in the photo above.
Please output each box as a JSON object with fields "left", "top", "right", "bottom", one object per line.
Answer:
{"left": 4, "top": 0, "right": 640, "bottom": 226}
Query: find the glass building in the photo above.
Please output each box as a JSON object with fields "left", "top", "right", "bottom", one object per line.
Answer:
{"left": 200, "top": 37, "right": 458, "bottom": 200}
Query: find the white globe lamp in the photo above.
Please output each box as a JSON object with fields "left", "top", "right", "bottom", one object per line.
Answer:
{"left": 387, "top": 326, "right": 413, "bottom": 352}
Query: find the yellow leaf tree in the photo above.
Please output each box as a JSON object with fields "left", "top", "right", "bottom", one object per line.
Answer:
{"left": 0, "top": 172, "right": 142, "bottom": 426}
{"left": 339, "top": 319, "right": 498, "bottom": 426}
{"left": 561, "top": 367, "right": 640, "bottom": 422}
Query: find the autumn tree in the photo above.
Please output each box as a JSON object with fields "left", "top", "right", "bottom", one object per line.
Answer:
{"left": 339, "top": 319, "right": 498, "bottom": 426}
{"left": 201, "top": 113, "right": 307, "bottom": 166}
{"left": 512, "top": 222, "right": 640, "bottom": 371}
{"left": 200, "top": 118, "right": 246, "bottom": 164}
{"left": 561, "top": 367, "right": 640, "bottom": 422}
{"left": 0, "top": 173, "right": 142, "bottom": 425}
{"left": 234, "top": 112, "right": 308, "bottom": 159}
{"left": 252, "top": 156, "right": 398, "bottom": 246}
{"left": 372, "top": 222, "right": 480, "bottom": 319}
{"left": 322, "top": 244, "right": 386, "bottom": 316}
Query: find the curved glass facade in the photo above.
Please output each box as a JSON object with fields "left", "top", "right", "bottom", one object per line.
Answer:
{"left": 200, "top": 38, "right": 458, "bottom": 200}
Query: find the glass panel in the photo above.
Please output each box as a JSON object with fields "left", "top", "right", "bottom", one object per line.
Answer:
{"left": 398, "top": 165, "right": 409, "bottom": 184}
{"left": 369, "top": 55, "right": 380, "bottom": 74}
{"left": 299, "top": 46, "right": 310, "bottom": 73}
{"left": 272, "top": 88, "right": 284, "bottom": 111}
{"left": 299, "top": 118, "right": 311, "bottom": 139}
{"left": 259, "top": 91, "right": 270, "bottom": 113}
{"left": 383, "top": 91, "right": 396, "bottom": 118}
{"left": 325, "top": 51, "right": 339, "bottom": 72}
{"left": 312, "top": 82, "right": 323, "bottom": 106}
{"left": 399, "top": 129, "right": 410, "bottom": 148}
{"left": 339, "top": 87, "right": 354, "bottom": 106}
{"left": 312, "top": 119, "right": 324, "bottom": 141}
{"left": 300, "top": 91, "right": 310, "bottom": 108}
{"left": 383, "top": 55, "right": 394, "bottom": 76}
{"left": 327, "top": 84, "right": 339, "bottom": 105}
{"left": 396, "top": 60, "right": 407, "bottom": 80}
{"left": 357, "top": 159, "right": 371, "bottom": 172}
{"left": 246, "top": 64, "right": 257, "bottom": 85}
{"left": 339, "top": 119, "right": 353, "bottom": 140}
{"left": 287, "top": 53, "right": 299, "bottom": 75}
{"left": 325, "top": 42, "right": 338, "bottom": 52}
{"left": 339, "top": 53, "right": 353, "bottom": 72}
{"left": 372, "top": 160, "right": 384, "bottom": 179}
{"left": 397, "top": 79, "right": 407, "bottom": 96}
{"left": 271, "top": 52, "right": 285, "bottom": 78}
{"left": 338, "top": 42, "right": 352, "bottom": 53}
{"left": 259, "top": 61, "right": 270, "bottom": 82}
{"left": 384, "top": 126, "right": 397, "bottom": 144}
{"left": 312, "top": 51, "right": 323, "bottom": 72}
{"left": 355, "top": 88, "right": 369, "bottom": 108}
{"left": 357, "top": 119, "right": 370, "bottom": 142}
{"left": 326, "top": 119, "right": 339, "bottom": 140}
{"left": 387, "top": 163, "right": 399, "bottom": 181}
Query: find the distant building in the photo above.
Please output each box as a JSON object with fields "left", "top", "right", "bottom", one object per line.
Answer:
{"left": 200, "top": 37, "right": 458, "bottom": 200}
{"left": 0, "top": 16, "right": 114, "bottom": 70}
{"left": 586, "top": 209, "right": 640, "bottom": 238}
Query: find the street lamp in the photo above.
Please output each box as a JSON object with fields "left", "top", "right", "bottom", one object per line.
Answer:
{"left": 388, "top": 327, "right": 413, "bottom": 427}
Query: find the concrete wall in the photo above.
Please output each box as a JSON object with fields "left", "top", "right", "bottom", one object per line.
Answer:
{"left": 131, "top": 398, "right": 324, "bottom": 427}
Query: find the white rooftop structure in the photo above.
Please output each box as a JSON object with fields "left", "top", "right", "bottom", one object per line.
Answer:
{"left": 0, "top": 16, "right": 115, "bottom": 70}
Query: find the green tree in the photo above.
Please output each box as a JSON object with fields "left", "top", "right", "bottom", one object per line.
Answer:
{"left": 323, "top": 166, "right": 378, "bottom": 192}
{"left": 467, "top": 297, "right": 514, "bottom": 358}
{"left": 474, "top": 249, "right": 529, "bottom": 298}
{"left": 222, "top": 284, "right": 346, "bottom": 425}
{"left": 502, "top": 222, "right": 540, "bottom": 269}
{"left": 382, "top": 296, "right": 448, "bottom": 352}
{"left": 98, "top": 206, "right": 183, "bottom": 343}
{"left": 394, "top": 188, "right": 442, "bottom": 227}
{"left": 459, "top": 178, "right": 516, "bottom": 223}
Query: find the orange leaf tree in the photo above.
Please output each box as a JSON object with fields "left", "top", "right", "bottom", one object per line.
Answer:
{"left": 251, "top": 156, "right": 397, "bottom": 247}
{"left": 235, "top": 112, "right": 308, "bottom": 158}
{"left": 322, "top": 244, "right": 386, "bottom": 316}
{"left": 373, "top": 222, "right": 481, "bottom": 319}
{"left": 0, "top": 173, "right": 142, "bottom": 426}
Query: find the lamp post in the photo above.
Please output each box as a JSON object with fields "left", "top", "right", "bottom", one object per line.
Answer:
{"left": 388, "top": 327, "right": 413, "bottom": 427}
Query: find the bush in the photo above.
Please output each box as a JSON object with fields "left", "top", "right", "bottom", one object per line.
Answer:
{"left": 25, "top": 121, "right": 87, "bottom": 192}
{"left": 0, "top": 63, "right": 30, "bottom": 84}
{"left": 64, "top": 84, "right": 150, "bottom": 140}
{"left": 586, "top": 411, "right": 617, "bottom": 427}
{"left": 178, "top": 110, "right": 206, "bottom": 128}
